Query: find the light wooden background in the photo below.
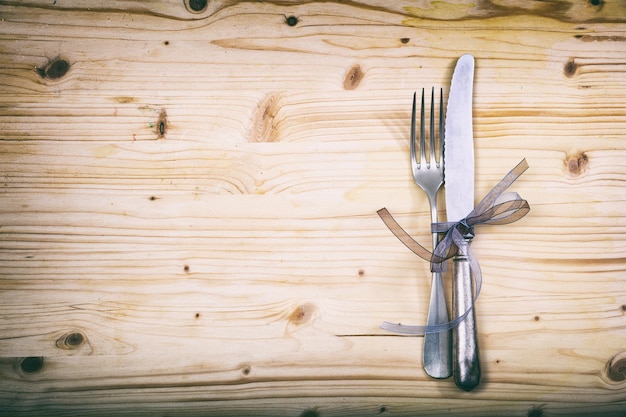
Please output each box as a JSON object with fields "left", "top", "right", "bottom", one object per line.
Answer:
{"left": 1, "top": 1, "right": 626, "bottom": 416}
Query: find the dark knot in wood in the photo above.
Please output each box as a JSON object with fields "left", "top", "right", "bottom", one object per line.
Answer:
{"left": 185, "top": 0, "right": 207, "bottom": 13}
{"left": 56, "top": 331, "right": 86, "bottom": 350}
{"left": 607, "top": 351, "right": 626, "bottom": 382}
{"left": 19, "top": 356, "right": 44, "bottom": 374}
{"left": 39, "top": 58, "right": 70, "bottom": 80}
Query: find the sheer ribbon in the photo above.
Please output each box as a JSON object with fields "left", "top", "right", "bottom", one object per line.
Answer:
{"left": 377, "top": 159, "right": 530, "bottom": 335}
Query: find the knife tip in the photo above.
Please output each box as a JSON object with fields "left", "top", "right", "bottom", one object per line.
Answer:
{"left": 459, "top": 54, "right": 475, "bottom": 65}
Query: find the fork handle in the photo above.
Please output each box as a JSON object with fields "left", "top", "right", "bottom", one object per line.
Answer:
{"left": 452, "top": 238, "right": 481, "bottom": 391}
{"left": 423, "top": 270, "right": 452, "bottom": 379}
{"left": 423, "top": 204, "right": 452, "bottom": 379}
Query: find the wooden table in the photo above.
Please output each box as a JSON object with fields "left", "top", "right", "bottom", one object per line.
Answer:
{"left": 1, "top": 1, "right": 625, "bottom": 415}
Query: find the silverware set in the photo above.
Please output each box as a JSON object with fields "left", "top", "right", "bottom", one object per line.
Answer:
{"left": 382, "top": 54, "right": 529, "bottom": 391}
{"left": 411, "top": 55, "right": 480, "bottom": 390}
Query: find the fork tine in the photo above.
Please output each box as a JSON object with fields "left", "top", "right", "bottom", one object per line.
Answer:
{"left": 429, "top": 87, "right": 436, "bottom": 167}
{"left": 420, "top": 88, "right": 426, "bottom": 167}
{"left": 410, "top": 92, "right": 417, "bottom": 173}
{"left": 439, "top": 87, "right": 444, "bottom": 168}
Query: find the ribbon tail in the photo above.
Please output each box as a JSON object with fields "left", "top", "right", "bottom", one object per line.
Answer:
{"left": 377, "top": 208, "right": 434, "bottom": 262}
{"left": 379, "top": 240, "right": 483, "bottom": 336}
{"left": 381, "top": 320, "right": 457, "bottom": 335}
{"left": 470, "top": 159, "right": 529, "bottom": 218}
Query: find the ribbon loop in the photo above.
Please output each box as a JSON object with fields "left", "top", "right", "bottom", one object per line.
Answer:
{"left": 377, "top": 159, "right": 530, "bottom": 335}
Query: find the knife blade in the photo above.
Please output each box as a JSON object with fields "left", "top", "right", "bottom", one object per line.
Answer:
{"left": 444, "top": 54, "right": 481, "bottom": 391}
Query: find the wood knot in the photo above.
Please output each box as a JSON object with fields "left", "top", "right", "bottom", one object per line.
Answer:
{"left": 185, "top": 0, "right": 207, "bottom": 13}
{"left": 56, "top": 331, "right": 86, "bottom": 350}
{"left": 300, "top": 407, "right": 320, "bottom": 417}
{"left": 38, "top": 57, "right": 70, "bottom": 80}
{"left": 588, "top": 0, "right": 604, "bottom": 9}
{"left": 251, "top": 94, "right": 281, "bottom": 142}
{"left": 288, "top": 302, "right": 317, "bottom": 326}
{"left": 527, "top": 405, "right": 545, "bottom": 417}
{"left": 564, "top": 58, "right": 578, "bottom": 78}
{"left": 607, "top": 351, "right": 626, "bottom": 382}
{"left": 344, "top": 64, "right": 364, "bottom": 90}
{"left": 285, "top": 15, "right": 299, "bottom": 26}
{"left": 157, "top": 109, "right": 168, "bottom": 139}
{"left": 565, "top": 151, "right": 589, "bottom": 177}
{"left": 19, "top": 356, "right": 44, "bottom": 374}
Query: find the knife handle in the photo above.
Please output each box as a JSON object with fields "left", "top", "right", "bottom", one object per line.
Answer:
{"left": 452, "top": 239, "right": 481, "bottom": 391}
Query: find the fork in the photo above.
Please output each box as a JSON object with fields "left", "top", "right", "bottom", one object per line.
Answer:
{"left": 411, "top": 88, "right": 452, "bottom": 379}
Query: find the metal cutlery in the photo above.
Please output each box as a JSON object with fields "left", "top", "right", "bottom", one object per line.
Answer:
{"left": 444, "top": 53, "right": 481, "bottom": 391}
{"left": 378, "top": 54, "right": 525, "bottom": 391}
{"left": 410, "top": 88, "right": 452, "bottom": 379}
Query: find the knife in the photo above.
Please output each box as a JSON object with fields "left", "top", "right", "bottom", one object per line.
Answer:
{"left": 444, "top": 54, "right": 481, "bottom": 391}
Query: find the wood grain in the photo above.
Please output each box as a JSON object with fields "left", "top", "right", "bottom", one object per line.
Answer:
{"left": 1, "top": 0, "right": 626, "bottom": 415}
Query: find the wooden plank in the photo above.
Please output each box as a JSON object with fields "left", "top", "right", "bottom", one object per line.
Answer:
{"left": 1, "top": 0, "right": 626, "bottom": 415}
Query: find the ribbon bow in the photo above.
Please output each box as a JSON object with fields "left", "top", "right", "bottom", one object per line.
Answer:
{"left": 377, "top": 159, "right": 530, "bottom": 335}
